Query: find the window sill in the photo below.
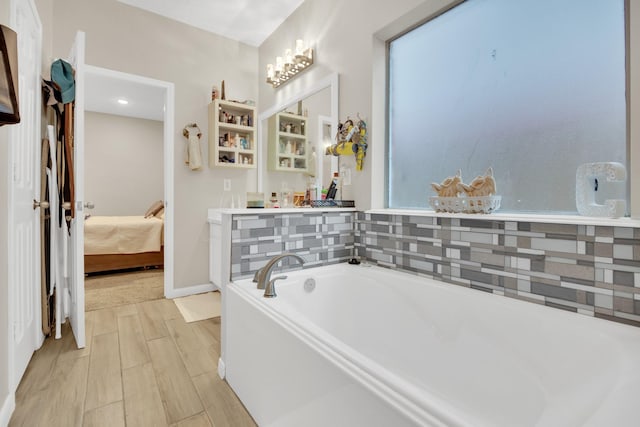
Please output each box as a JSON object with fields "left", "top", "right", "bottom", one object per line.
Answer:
{"left": 366, "top": 209, "right": 640, "bottom": 228}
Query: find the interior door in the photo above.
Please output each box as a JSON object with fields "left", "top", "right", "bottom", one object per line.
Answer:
{"left": 67, "top": 31, "right": 86, "bottom": 348}
{"left": 8, "top": 0, "right": 43, "bottom": 390}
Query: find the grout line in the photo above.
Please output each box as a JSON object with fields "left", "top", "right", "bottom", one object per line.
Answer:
{"left": 116, "top": 320, "right": 128, "bottom": 426}
{"left": 79, "top": 332, "right": 93, "bottom": 426}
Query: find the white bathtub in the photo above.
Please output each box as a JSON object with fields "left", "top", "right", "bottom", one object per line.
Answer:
{"left": 221, "top": 263, "right": 640, "bottom": 426}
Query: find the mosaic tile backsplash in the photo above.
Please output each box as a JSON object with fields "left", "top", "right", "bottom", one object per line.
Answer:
{"left": 230, "top": 210, "right": 640, "bottom": 327}
{"left": 230, "top": 212, "right": 355, "bottom": 279}
{"left": 355, "top": 213, "right": 640, "bottom": 327}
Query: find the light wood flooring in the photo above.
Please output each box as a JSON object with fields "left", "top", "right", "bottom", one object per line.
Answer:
{"left": 84, "top": 269, "right": 165, "bottom": 312}
{"left": 9, "top": 299, "right": 256, "bottom": 427}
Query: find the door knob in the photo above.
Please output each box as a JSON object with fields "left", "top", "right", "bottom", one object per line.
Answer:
{"left": 84, "top": 202, "right": 95, "bottom": 209}
{"left": 33, "top": 199, "right": 50, "bottom": 210}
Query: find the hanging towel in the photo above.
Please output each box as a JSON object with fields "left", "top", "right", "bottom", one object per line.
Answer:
{"left": 188, "top": 133, "right": 203, "bottom": 170}
{"left": 183, "top": 123, "right": 203, "bottom": 171}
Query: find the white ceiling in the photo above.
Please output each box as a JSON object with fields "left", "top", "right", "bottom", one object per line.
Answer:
{"left": 85, "top": 71, "right": 165, "bottom": 121}
{"left": 117, "top": 0, "right": 305, "bottom": 47}
{"left": 88, "top": 0, "right": 304, "bottom": 120}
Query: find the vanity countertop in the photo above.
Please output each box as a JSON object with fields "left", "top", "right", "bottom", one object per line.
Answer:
{"left": 207, "top": 207, "right": 356, "bottom": 223}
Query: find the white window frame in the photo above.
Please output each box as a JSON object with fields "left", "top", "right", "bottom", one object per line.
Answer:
{"left": 370, "top": 0, "right": 640, "bottom": 223}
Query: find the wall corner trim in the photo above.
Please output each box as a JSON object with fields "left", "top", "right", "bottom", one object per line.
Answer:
{"left": 165, "top": 283, "right": 216, "bottom": 299}
{"left": 0, "top": 392, "right": 15, "bottom": 427}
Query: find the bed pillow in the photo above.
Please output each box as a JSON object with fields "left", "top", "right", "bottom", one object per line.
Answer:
{"left": 144, "top": 200, "right": 164, "bottom": 218}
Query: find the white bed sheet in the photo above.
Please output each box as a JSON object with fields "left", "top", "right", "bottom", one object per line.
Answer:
{"left": 84, "top": 215, "right": 163, "bottom": 255}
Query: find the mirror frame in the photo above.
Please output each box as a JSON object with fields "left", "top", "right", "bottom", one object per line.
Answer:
{"left": 257, "top": 72, "right": 339, "bottom": 193}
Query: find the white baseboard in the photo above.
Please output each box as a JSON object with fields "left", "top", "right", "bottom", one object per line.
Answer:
{"left": 0, "top": 392, "right": 15, "bottom": 427}
{"left": 165, "top": 283, "right": 216, "bottom": 299}
{"left": 217, "top": 357, "right": 226, "bottom": 379}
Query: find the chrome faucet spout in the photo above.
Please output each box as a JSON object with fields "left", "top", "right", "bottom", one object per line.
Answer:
{"left": 264, "top": 275, "right": 287, "bottom": 298}
{"left": 256, "top": 253, "right": 305, "bottom": 291}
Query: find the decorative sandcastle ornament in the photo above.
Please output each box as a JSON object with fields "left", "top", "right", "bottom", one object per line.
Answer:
{"left": 431, "top": 169, "right": 463, "bottom": 197}
{"left": 457, "top": 167, "right": 496, "bottom": 196}
{"left": 429, "top": 168, "right": 501, "bottom": 213}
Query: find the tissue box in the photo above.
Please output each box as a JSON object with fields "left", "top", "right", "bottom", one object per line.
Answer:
{"left": 246, "top": 192, "right": 264, "bottom": 208}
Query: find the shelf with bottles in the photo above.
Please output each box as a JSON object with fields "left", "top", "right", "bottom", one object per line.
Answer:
{"left": 217, "top": 149, "right": 255, "bottom": 168}
{"left": 209, "top": 99, "right": 256, "bottom": 169}
{"left": 275, "top": 154, "right": 307, "bottom": 171}
{"left": 268, "top": 111, "right": 308, "bottom": 173}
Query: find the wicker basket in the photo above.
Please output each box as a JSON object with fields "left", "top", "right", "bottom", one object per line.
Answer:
{"left": 429, "top": 195, "right": 501, "bottom": 214}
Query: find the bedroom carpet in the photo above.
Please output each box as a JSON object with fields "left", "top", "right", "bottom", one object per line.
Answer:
{"left": 85, "top": 269, "right": 164, "bottom": 311}
{"left": 174, "top": 292, "right": 222, "bottom": 322}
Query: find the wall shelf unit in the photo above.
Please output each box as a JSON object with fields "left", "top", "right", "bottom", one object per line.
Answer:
{"left": 268, "top": 111, "right": 308, "bottom": 173}
{"left": 209, "top": 99, "right": 256, "bottom": 169}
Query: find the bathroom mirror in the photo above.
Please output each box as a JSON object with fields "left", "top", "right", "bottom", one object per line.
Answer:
{"left": 257, "top": 73, "right": 339, "bottom": 198}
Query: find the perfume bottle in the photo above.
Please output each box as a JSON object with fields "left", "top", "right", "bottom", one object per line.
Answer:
{"left": 269, "top": 192, "right": 280, "bottom": 208}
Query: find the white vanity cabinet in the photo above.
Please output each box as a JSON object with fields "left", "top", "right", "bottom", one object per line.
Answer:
{"left": 208, "top": 209, "right": 232, "bottom": 290}
{"left": 209, "top": 100, "right": 257, "bottom": 169}
{"left": 268, "top": 111, "right": 308, "bottom": 172}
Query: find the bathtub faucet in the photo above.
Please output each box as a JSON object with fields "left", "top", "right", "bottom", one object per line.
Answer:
{"left": 253, "top": 253, "right": 305, "bottom": 297}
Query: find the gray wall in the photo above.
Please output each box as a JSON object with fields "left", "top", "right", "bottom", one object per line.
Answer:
{"left": 85, "top": 112, "right": 163, "bottom": 216}
{"left": 40, "top": 0, "right": 259, "bottom": 289}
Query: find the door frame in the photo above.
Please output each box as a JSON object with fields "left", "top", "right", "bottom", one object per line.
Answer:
{"left": 83, "top": 65, "right": 175, "bottom": 298}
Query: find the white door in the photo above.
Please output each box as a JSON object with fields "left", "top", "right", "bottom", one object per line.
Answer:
{"left": 7, "top": 0, "right": 43, "bottom": 390}
{"left": 67, "top": 31, "right": 86, "bottom": 348}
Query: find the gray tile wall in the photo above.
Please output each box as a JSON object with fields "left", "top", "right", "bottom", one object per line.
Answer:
{"left": 230, "top": 210, "right": 640, "bottom": 327}
{"left": 355, "top": 213, "right": 640, "bottom": 327}
{"left": 230, "top": 212, "right": 355, "bottom": 279}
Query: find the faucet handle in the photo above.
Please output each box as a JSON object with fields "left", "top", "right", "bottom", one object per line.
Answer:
{"left": 252, "top": 268, "right": 261, "bottom": 283}
{"left": 264, "top": 275, "right": 288, "bottom": 298}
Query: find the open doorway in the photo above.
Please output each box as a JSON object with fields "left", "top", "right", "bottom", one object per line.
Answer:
{"left": 82, "top": 66, "right": 174, "bottom": 311}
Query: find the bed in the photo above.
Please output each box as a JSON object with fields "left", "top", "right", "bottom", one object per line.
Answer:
{"left": 84, "top": 214, "right": 164, "bottom": 274}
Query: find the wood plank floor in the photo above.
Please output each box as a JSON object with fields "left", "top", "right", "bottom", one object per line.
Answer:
{"left": 9, "top": 299, "right": 257, "bottom": 427}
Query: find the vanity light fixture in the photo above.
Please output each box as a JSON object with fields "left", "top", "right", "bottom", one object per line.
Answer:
{"left": 266, "top": 39, "right": 314, "bottom": 88}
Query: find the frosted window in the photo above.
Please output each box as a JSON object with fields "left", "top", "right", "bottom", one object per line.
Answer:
{"left": 388, "top": 0, "right": 626, "bottom": 213}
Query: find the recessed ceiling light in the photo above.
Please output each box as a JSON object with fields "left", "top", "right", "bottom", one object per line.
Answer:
{"left": 117, "top": 99, "right": 129, "bottom": 105}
